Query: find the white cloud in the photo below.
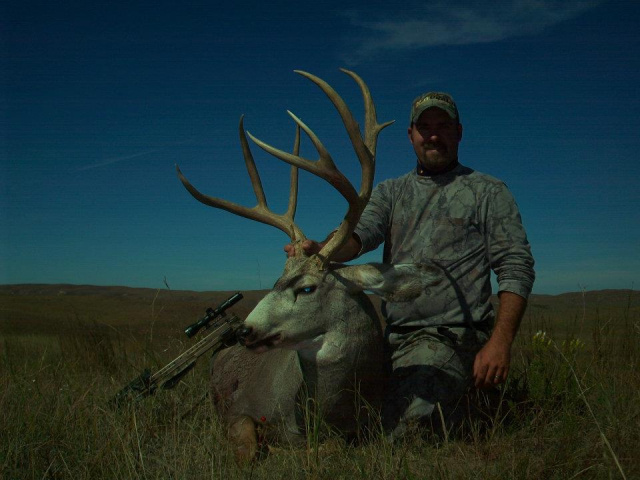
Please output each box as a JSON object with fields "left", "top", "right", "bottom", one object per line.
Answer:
{"left": 343, "top": 0, "right": 603, "bottom": 63}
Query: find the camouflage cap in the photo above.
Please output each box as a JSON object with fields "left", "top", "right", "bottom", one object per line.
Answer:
{"left": 410, "top": 92, "right": 459, "bottom": 124}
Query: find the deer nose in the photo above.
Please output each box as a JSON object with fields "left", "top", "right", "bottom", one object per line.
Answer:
{"left": 236, "top": 326, "right": 253, "bottom": 346}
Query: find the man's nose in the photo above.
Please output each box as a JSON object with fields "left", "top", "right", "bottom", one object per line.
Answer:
{"left": 426, "top": 132, "right": 441, "bottom": 142}
{"left": 417, "top": 125, "right": 443, "bottom": 138}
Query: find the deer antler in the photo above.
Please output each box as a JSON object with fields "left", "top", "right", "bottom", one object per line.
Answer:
{"left": 177, "top": 69, "right": 393, "bottom": 268}
{"left": 176, "top": 117, "right": 304, "bottom": 249}
{"left": 248, "top": 68, "right": 394, "bottom": 268}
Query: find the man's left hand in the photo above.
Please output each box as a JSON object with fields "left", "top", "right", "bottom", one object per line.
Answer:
{"left": 473, "top": 337, "right": 511, "bottom": 389}
{"left": 473, "top": 291, "right": 527, "bottom": 388}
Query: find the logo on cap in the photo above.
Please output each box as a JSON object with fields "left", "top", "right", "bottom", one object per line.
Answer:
{"left": 410, "top": 92, "right": 459, "bottom": 124}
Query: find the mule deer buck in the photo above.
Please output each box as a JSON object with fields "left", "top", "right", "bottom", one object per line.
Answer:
{"left": 176, "top": 69, "right": 441, "bottom": 460}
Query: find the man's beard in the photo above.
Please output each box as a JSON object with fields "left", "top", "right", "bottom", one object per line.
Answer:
{"left": 419, "top": 145, "right": 455, "bottom": 172}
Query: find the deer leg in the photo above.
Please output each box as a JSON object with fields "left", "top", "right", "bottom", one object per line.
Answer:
{"left": 228, "top": 415, "right": 258, "bottom": 463}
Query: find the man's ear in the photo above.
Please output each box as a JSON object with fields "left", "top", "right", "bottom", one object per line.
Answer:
{"left": 334, "top": 263, "right": 442, "bottom": 302}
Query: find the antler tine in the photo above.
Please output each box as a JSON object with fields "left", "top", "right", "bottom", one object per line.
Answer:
{"left": 340, "top": 68, "right": 395, "bottom": 161}
{"left": 285, "top": 124, "right": 300, "bottom": 221}
{"left": 246, "top": 113, "right": 359, "bottom": 207}
{"left": 238, "top": 115, "right": 268, "bottom": 208}
{"left": 176, "top": 116, "right": 305, "bottom": 245}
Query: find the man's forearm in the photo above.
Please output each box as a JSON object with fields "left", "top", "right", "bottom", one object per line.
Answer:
{"left": 473, "top": 290, "right": 527, "bottom": 387}
{"left": 491, "top": 291, "right": 527, "bottom": 346}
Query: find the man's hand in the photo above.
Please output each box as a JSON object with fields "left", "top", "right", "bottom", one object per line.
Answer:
{"left": 284, "top": 240, "right": 323, "bottom": 258}
{"left": 473, "top": 337, "right": 511, "bottom": 388}
{"left": 283, "top": 233, "right": 362, "bottom": 262}
{"left": 473, "top": 291, "right": 527, "bottom": 388}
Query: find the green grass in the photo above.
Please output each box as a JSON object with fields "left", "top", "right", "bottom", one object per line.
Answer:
{"left": 1, "top": 286, "right": 638, "bottom": 479}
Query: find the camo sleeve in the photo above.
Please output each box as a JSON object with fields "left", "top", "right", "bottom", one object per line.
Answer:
{"left": 354, "top": 178, "right": 395, "bottom": 255}
{"left": 484, "top": 182, "right": 535, "bottom": 298}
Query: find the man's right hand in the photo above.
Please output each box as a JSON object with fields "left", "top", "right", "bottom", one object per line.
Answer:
{"left": 284, "top": 232, "right": 362, "bottom": 262}
{"left": 284, "top": 239, "right": 323, "bottom": 258}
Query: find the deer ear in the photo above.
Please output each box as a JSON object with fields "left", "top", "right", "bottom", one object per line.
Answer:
{"left": 335, "top": 263, "right": 442, "bottom": 302}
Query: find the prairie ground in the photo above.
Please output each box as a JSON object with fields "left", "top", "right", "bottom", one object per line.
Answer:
{"left": 1, "top": 285, "right": 638, "bottom": 479}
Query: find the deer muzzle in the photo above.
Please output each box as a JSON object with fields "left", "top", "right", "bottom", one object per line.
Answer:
{"left": 236, "top": 326, "right": 282, "bottom": 352}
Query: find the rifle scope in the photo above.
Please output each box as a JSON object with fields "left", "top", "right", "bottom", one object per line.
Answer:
{"left": 184, "top": 292, "right": 243, "bottom": 338}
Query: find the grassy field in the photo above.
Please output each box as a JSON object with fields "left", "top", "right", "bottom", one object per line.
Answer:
{"left": 1, "top": 285, "right": 638, "bottom": 479}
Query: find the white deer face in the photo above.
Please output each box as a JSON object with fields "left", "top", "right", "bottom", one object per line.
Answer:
{"left": 239, "top": 257, "right": 332, "bottom": 353}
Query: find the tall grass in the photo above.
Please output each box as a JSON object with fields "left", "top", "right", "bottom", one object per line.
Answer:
{"left": 1, "top": 290, "right": 638, "bottom": 479}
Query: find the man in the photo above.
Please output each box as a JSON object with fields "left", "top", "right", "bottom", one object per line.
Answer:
{"left": 285, "top": 92, "right": 535, "bottom": 438}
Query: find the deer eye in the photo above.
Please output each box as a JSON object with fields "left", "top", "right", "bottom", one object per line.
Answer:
{"left": 295, "top": 285, "right": 317, "bottom": 296}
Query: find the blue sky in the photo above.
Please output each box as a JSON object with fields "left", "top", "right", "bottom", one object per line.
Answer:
{"left": 2, "top": 0, "right": 639, "bottom": 294}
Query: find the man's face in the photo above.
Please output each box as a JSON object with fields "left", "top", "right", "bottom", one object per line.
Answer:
{"left": 408, "top": 107, "right": 463, "bottom": 173}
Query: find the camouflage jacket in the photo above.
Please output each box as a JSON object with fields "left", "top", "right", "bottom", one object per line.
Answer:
{"left": 354, "top": 164, "right": 535, "bottom": 327}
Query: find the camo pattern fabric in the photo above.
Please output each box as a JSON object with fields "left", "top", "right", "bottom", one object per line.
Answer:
{"left": 354, "top": 164, "right": 534, "bottom": 437}
{"left": 381, "top": 324, "right": 490, "bottom": 438}
{"left": 355, "top": 164, "right": 535, "bottom": 328}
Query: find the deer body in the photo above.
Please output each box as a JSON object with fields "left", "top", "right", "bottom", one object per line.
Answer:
{"left": 177, "top": 70, "right": 440, "bottom": 459}
{"left": 211, "top": 260, "right": 384, "bottom": 444}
